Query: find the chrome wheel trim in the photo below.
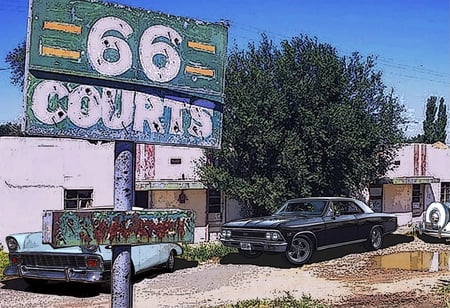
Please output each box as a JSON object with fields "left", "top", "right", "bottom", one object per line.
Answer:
{"left": 371, "top": 228, "right": 382, "bottom": 249}
{"left": 167, "top": 250, "right": 175, "bottom": 271}
{"left": 287, "top": 236, "right": 311, "bottom": 264}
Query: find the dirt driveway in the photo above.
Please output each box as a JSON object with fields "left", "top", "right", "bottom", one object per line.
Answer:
{"left": 0, "top": 232, "right": 449, "bottom": 307}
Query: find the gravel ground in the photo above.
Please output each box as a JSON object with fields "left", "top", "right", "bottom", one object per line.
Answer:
{"left": 0, "top": 229, "right": 449, "bottom": 307}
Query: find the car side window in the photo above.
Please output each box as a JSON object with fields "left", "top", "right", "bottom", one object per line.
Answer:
{"left": 346, "top": 201, "right": 363, "bottom": 214}
{"left": 333, "top": 201, "right": 363, "bottom": 215}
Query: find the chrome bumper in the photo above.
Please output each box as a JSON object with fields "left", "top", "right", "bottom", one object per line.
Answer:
{"left": 417, "top": 221, "right": 450, "bottom": 239}
{"left": 220, "top": 239, "right": 287, "bottom": 252}
{"left": 4, "top": 265, "right": 108, "bottom": 283}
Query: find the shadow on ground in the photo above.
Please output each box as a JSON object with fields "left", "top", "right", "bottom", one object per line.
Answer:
{"left": 1, "top": 258, "right": 199, "bottom": 295}
{"left": 220, "top": 233, "right": 414, "bottom": 268}
{"left": 1, "top": 279, "right": 104, "bottom": 297}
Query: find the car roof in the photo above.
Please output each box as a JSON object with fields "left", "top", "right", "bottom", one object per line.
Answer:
{"left": 287, "top": 197, "right": 357, "bottom": 202}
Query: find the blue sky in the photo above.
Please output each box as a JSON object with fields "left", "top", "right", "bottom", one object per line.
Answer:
{"left": 0, "top": 0, "right": 448, "bottom": 136}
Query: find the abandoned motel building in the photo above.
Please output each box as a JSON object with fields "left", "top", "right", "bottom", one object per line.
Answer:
{"left": 1, "top": 136, "right": 450, "bottom": 245}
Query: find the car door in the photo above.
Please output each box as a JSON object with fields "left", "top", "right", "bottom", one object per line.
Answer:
{"left": 322, "top": 200, "right": 360, "bottom": 247}
{"left": 131, "top": 244, "right": 161, "bottom": 274}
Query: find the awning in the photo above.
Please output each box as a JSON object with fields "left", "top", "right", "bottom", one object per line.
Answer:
{"left": 136, "top": 180, "right": 205, "bottom": 190}
{"left": 377, "top": 176, "right": 441, "bottom": 185}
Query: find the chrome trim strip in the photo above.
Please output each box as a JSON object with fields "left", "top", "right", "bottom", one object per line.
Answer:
{"left": 317, "top": 239, "right": 366, "bottom": 251}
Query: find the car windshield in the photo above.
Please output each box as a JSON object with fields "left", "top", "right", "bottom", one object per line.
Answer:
{"left": 276, "top": 200, "right": 327, "bottom": 215}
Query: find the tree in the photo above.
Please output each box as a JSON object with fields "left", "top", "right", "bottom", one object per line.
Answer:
{"left": 0, "top": 122, "right": 24, "bottom": 136}
{"left": 5, "top": 41, "right": 26, "bottom": 90}
{"left": 416, "top": 96, "right": 447, "bottom": 144}
{"left": 435, "top": 97, "right": 447, "bottom": 143}
{"left": 197, "top": 35, "right": 405, "bottom": 216}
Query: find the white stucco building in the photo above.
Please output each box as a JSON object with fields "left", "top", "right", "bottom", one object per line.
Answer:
{"left": 0, "top": 136, "right": 241, "bottom": 246}
{"left": 369, "top": 142, "right": 450, "bottom": 226}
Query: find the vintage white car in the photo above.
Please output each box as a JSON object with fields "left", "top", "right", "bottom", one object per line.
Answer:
{"left": 3, "top": 231, "right": 182, "bottom": 287}
{"left": 418, "top": 202, "right": 450, "bottom": 239}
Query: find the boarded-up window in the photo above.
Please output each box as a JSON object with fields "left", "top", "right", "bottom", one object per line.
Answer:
{"left": 382, "top": 184, "right": 411, "bottom": 213}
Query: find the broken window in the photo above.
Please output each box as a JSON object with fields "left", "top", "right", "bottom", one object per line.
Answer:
{"left": 64, "top": 189, "right": 93, "bottom": 210}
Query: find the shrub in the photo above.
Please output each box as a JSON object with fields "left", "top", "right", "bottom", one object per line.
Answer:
{"left": 181, "top": 241, "right": 237, "bottom": 263}
{"left": 0, "top": 251, "right": 9, "bottom": 281}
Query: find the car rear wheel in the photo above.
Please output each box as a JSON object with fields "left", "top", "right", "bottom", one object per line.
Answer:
{"left": 285, "top": 235, "right": 313, "bottom": 265}
{"left": 238, "top": 249, "right": 263, "bottom": 258}
{"left": 366, "top": 227, "right": 383, "bottom": 250}
{"left": 165, "top": 250, "right": 176, "bottom": 273}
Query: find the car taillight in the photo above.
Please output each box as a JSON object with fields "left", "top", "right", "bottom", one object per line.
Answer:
{"left": 10, "top": 256, "right": 20, "bottom": 264}
{"left": 87, "top": 258, "right": 99, "bottom": 268}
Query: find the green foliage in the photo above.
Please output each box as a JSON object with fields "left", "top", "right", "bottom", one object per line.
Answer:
{"left": 181, "top": 242, "right": 238, "bottom": 263}
{"left": 413, "top": 96, "right": 447, "bottom": 144}
{"left": 5, "top": 41, "right": 25, "bottom": 90}
{"left": 435, "top": 282, "right": 450, "bottom": 307}
{"left": 212, "top": 292, "right": 329, "bottom": 308}
{"left": 0, "top": 251, "right": 9, "bottom": 281}
{"left": 198, "top": 34, "right": 406, "bottom": 215}
{"left": 0, "top": 122, "right": 24, "bottom": 136}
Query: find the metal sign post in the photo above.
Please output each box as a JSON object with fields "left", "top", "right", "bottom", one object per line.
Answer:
{"left": 28, "top": 0, "right": 228, "bottom": 307}
{"left": 112, "top": 141, "right": 135, "bottom": 307}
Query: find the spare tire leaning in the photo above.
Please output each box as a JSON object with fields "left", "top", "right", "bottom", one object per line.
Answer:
{"left": 425, "top": 202, "right": 450, "bottom": 229}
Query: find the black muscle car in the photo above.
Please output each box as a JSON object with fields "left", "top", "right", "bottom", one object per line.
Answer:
{"left": 220, "top": 197, "right": 397, "bottom": 265}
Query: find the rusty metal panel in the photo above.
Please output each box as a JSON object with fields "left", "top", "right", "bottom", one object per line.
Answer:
{"left": 27, "top": 0, "right": 228, "bottom": 104}
{"left": 24, "top": 75, "right": 223, "bottom": 147}
{"left": 136, "top": 144, "right": 155, "bottom": 181}
{"left": 414, "top": 144, "right": 419, "bottom": 176}
{"left": 42, "top": 209, "right": 196, "bottom": 247}
{"left": 421, "top": 144, "right": 427, "bottom": 176}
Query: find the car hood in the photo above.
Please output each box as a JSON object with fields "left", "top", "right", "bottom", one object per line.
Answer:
{"left": 8, "top": 231, "right": 105, "bottom": 254}
{"left": 223, "top": 214, "right": 321, "bottom": 229}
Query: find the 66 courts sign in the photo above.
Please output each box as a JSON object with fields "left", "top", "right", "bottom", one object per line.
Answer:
{"left": 26, "top": 0, "right": 227, "bottom": 103}
{"left": 24, "top": 0, "right": 227, "bottom": 147}
{"left": 26, "top": 75, "right": 222, "bottom": 147}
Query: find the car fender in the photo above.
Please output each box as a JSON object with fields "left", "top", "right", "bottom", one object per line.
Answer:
{"left": 290, "top": 231, "right": 317, "bottom": 249}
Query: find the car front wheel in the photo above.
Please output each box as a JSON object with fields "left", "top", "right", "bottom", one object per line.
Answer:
{"left": 285, "top": 235, "right": 313, "bottom": 265}
{"left": 366, "top": 227, "right": 383, "bottom": 250}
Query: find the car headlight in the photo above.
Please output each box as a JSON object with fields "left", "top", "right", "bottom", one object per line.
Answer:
{"left": 6, "top": 237, "right": 19, "bottom": 251}
{"left": 265, "top": 232, "right": 280, "bottom": 241}
{"left": 221, "top": 229, "right": 231, "bottom": 239}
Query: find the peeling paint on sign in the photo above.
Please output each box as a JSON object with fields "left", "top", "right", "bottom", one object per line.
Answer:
{"left": 42, "top": 209, "right": 196, "bottom": 247}
{"left": 27, "top": 0, "right": 228, "bottom": 103}
{"left": 25, "top": 75, "right": 222, "bottom": 147}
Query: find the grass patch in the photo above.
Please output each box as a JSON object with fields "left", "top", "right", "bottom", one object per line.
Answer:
{"left": 181, "top": 241, "right": 238, "bottom": 263}
{"left": 212, "top": 292, "right": 329, "bottom": 308}
{"left": 436, "top": 282, "right": 450, "bottom": 307}
{"left": 0, "top": 250, "right": 9, "bottom": 281}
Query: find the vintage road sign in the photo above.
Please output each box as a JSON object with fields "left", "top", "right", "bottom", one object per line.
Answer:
{"left": 27, "top": 0, "right": 228, "bottom": 103}
{"left": 24, "top": 0, "right": 227, "bottom": 148}
{"left": 25, "top": 74, "right": 223, "bottom": 147}
{"left": 42, "top": 209, "right": 196, "bottom": 247}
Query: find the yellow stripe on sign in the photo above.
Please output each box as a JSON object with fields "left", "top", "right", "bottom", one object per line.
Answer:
{"left": 187, "top": 41, "right": 216, "bottom": 54}
{"left": 43, "top": 21, "right": 82, "bottom": 34}
{"left": 185, "top": 66, "right": 215, "bottom": 77}
{"left": 41, "top": 46, "right": 81, "bottom": 60}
